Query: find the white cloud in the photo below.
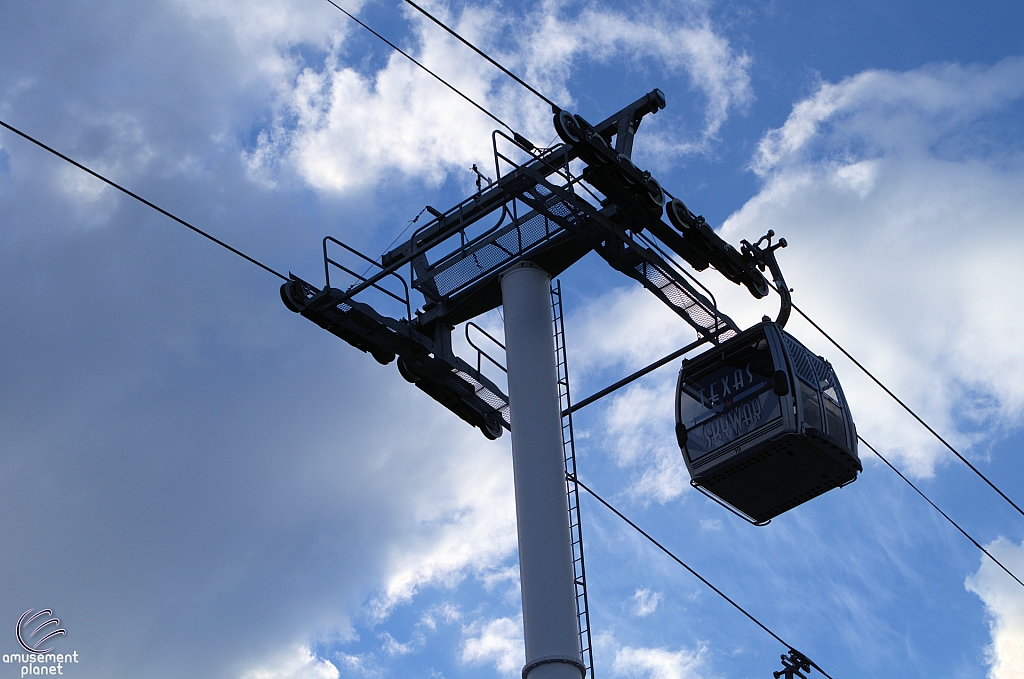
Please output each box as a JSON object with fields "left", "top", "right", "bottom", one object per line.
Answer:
{"left": 333, "top": 652, "right": 381, "bottom": 679}
{"left": 378, "top": 631, "right": 421, "bottom": 656}
{"left": 965, "top": 538, "right": 1024, "bottom": 679}
{"left": 460, "top": 615, "right": 525, "bottom": 677}
{"left": 245, "top": 2, "right": 537, "bottom": 192}
{"left": 171, "top": 0, "right": 353, "bottom": 81}
{"left": 752, "top": 58, "right": 1024, "bottom": 176}
{"left": 249, "top": 0, "right": 752, "bottom": 192}
{"left": 419, "top": 602, "right": 463, "bottom": 631}
{"left": 612, "top": 643, "right": 708, "bottom": 679}
{"left": 631, "top": 588, "right": 664, "bottom": 617}
{"left": 515, "top": 0, "right": 752, "bottom": 143}
{"left": 252, "top": 37, "right": 507, "bottom": 192}
{"left": 239, "top": 646, "right": 340, "bottom": 679}
{"left": 603, "top": 382, "right": 689, "bottom": 503}
{"left": 721, "top": 57, "right": 1024, "bottom": 476}
{"left": 568, "top": 286, "right": 696, "bottom": 377}
{"left": 368, "top": 427, "right": 518, "bottom": 619}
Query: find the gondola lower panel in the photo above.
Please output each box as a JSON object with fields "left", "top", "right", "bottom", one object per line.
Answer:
{"left": 692, "top": 430, "right": 858, "bottom": 523}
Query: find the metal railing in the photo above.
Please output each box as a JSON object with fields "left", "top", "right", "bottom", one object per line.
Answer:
{"left": 323, "top": 236, "right": 411, "bottom": 320}
{"left": 465, "top": 321, "right": 507, "bottom": 375}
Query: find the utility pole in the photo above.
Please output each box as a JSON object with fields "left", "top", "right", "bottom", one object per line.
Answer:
{"left": 501, "top": 262, "right": 584, "bottom": 679}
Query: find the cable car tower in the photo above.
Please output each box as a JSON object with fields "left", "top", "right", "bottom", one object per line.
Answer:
{"left": 282, "top": 90, "right": 862, "bottom": 678}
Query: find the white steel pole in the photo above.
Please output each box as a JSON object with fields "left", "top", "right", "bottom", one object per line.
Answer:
{"left": 500, "top": 262, "right": 584, "bottom": 679}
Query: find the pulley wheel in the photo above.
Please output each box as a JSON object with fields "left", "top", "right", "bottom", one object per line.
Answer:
{"left": 614, "top": 156, "right": 639, "bottom": 190}
{"left": 397, "top": 357, "right": 420, "bottom": 383}
{"left": 582, "top": 130, "right": 612, "bottom": 166}
{"left": 553, "top": 109, "right": 582, "bottom": 144}
{"left": 280, "top": 279, "right": 307, "bottom": 313}
{"left": 481, "top": 418, "right": 503, "bottom": 440}
{"left": 643, "top": 176, "right": 666, "bottom": 211}
{"left": 667, "top": 199, "right": 696, "bottom": 231}
{"left": 743, "top": 275, "right": 770, "bottom": 299}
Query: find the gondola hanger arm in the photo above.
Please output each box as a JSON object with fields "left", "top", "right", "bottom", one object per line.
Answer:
{"left": 742, "top": 230, "right": 791, "bottom": 328}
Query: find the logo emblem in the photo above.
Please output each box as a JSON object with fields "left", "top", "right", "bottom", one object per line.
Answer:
{"left": 16, "top": 610, "right": 66, "bottom": 654}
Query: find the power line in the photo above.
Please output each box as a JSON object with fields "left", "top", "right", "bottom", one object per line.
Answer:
{"left": 0, "top": 119, "right": 288, "bottom": 282}
{"left": 401, "top": 0, "right": 562, "bottom": 112}
{"left": 788, "top": 300, "right": 1024, "bottom": 522}
{"left": 574, "top": 476, "right": 835, "bottom": 679}
{"left": 321, "top": 0, "right": 515, "bottom": 134}
{"left": 859, "top": 437, "right": 1024, "bottom": 589}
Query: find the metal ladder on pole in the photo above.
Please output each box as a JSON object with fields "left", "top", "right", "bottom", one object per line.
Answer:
{"left": 551, "top": 281, "right": 595, "bottom": 679}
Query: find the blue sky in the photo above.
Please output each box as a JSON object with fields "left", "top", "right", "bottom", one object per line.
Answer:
{"left": 2, "top": 1, "right": 1024, "bottom": 678}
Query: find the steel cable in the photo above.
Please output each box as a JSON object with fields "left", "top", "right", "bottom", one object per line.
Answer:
{"left": 322, "top": 0, "right": 515, "bottom": 133}
{"left": 787, "top": 299, "right": 1024, "bottom": 521}
{"left": 0, "top": 119, "right": 288, "bottom": 282}
{"left": 574, "top": 476, "right": 835, "bottom": 679}
{"left": 401, "top": 0, "right": 563, "bottom": 112}
{"left": 859, "top": 437, "right": 1024, "bottom": 589}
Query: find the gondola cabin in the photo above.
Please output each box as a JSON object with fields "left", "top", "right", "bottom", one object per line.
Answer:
{"left": 675, "top": 321, "right": 861, "bottom": 524}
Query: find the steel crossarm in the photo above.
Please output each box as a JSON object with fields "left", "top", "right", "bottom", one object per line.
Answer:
{"left": 506, "top": 167, "right": 740, "bottom": 342}
{"left": 282, "top": 276, "right": 511, "bottom": 436}
{"left": 382, "top": 145, "right": 574, "bottom": 268}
